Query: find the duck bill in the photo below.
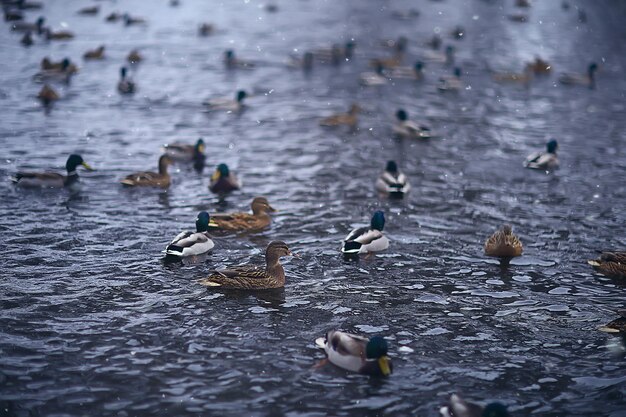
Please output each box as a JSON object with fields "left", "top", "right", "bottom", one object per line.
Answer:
{"left": 268, "top": 205, "right": 277, "bottom": 212}
{"left": 378, "top": 356, "right": 391, "bottom": 376}
{"left": 82, "top": 162, "right": 94, "bottom": 171}
{"left": 210, "top": 170, "right": 220, "bottom": 181}
{"left": 198, "top": 144, "right": 206, "bottom": 154}
{"left": 288, "top": 250, "right": 300, "bottom": 258}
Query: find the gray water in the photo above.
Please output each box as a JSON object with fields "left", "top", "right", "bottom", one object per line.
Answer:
{"left": 1, "top": 0, "right": 625, "bottom": 416}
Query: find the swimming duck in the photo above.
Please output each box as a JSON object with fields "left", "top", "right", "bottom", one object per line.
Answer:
{"left": 203, "top": 90, "right": 247, "bottom": 112}
{"left": 516, "top": 0, "right": 531, "bottom": 7}
{"left": 44, "top": 28, "right": 74, "bottom": 40}
{"left": 15, "top": 1, "right": 43, "bottom": 10}
{"left": 314, "top": 331, "right": 392, "bottom": 377}
{"left": 34, "top": 58, "right": 77, "bottom": 83}
{"left": 524, "top": 139, "right": 558, "bottom": 170}
{"left": 210, "top": 197, "right": 276, "bottom": 232}
{"left": 12, "top": 154, "right": 93, "bottom": 188}
{"left": 37, "top": 84, "right": 59, "bottom": 106}
{"left": 437, "top": 67, "right": 463, "bottom": 92}
{"left": 390, "top": 61, "right": 425, "bottom": 80}
{"left": 4, "top": 8, "right": 23, "bottom": 21}
{"left": 287, "top": 51, "right": 314, "bottom": 71}
{"left": 440, "top": 394, "right": 509, "bottom": 417}
{"left": 391, "top": 8, "right": 420, "bottom": 20}
{"left": 375, "top": 161, "right": 411, "bottom": 198}
{"left": 559, "top": 63, "right": 597, "bottom": 88}
{"left": 123, "top": 14, "right": 146, "bottom": 26}
{"left": 508, "top": 13, "right": 529, "bottom": 22}
{"left": 423, "top": 45, "right": 455, "bottom": 65}
{"left": 11, "top": 16, "right": 44, "bottom": 33}
{"left": 492, "top": 64, "right": 533, "bottom": 85}
{"left": 127, "top": 49, "right": 142, "bottom": 64}
{"left": 21, "top": 31, "right": 33, "bottom": 46}
{"left": 199, "top": 241, "right": 294, "bottom": 290}
{"left": 392, "top": 109, "right": 432, "bottom": 139}
{"left": 341, "top": 211, "right": 390, "bottom": 255}
{"left": 598, "top": 310, "right": 626, "bottom": 334}
{"left": 105, "top": 12, "right": 122, "bottom": 22}
{"left": 314, "top": 41, "right": 356, "bottom": 63}
{"left": 224, "top": 49, "right": 255, "bottom": 70}
{"left": 588, "top": 252, "right": 626, "bottom": 279}
{"left": 120, "top": 155, "right": 173, "bottom": 188}
{"left": 359, "top": 63, "right": 387, "bottom": 86}
{"left": 484, "top": 224, "right": 523, "bottom": 258}
{"left": 164, "top": 212, "right": 215, "bottom": 258}
{"left": 198, "top": 23, "right": 214, "bottom": 36}
{"left": 77, "top": 5, "right": 99, "bottom": 15}
{"left": 319, "top": 103, "right": 361, "bottom": 128}
{"left": 83, "top": 45, "right": 105, "bottom": 60}
{"left": 162, "top": 138, "right": 205, "bottom": 171}
{"left": 40, "top": 57, "right": 78, "bottom": 73}
{"left": 209, "top": 163, "right": 240, "bottom": 195}
{"left": 117, "top": 67, "right": 136, "bottom": 94}
{"left": 528, "top": 57, "right": 551, "bottom": 74}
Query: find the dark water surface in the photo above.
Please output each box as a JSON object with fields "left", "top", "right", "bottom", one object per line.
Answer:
{"left": 1, "top": 0, "right": 625, "bottom": 416}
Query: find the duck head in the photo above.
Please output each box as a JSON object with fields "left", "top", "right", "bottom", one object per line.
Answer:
{"left": 395, "top": 109, "right": 408, "bottom": 121}
{"left": 195, "top": 138, "right": 205, "bottom": 154}
{"left": 251, "top": 197, "right": 276, "bottom": 214}
{"left": 366, "top": 336, "right": 392, "bottom": 376}
{"left": 236, "top": 90, "right": 247, "bottom": 103}
{"left": 61, "top": 58, "right": 71, "bottom": 71}
{"left": 66, "top": 154, "right": 93, "bottom": 172}
{"left": 344, "top": 40, "right": 356, "bottom": 59}
{"left": 265, "top": 241, "right": 295, "bottom": 265}
{"left": 36, "top": 16, "right": 45, "bottom": 34}
{"left": 414, "top": 60, "right": 424, "bottom": 72}
{"left": 120, "top": 66, "right": 128, "bottom": 79}
{"left": 370, "top": 211, "right": 385, "bottom": 231}
{"left": 453, "top": 67, "right": 462, "bottom": 78}
{"left": 195, "top": 211, "right": 211, "bottom": 232}
{"left": 158, "top": 154, "right": 173, "bottom": 173}
{"left": 385, "top": 160, "right": 398, "bottom": 174}
{"left": 546, "top": 139, "right": 558, "bottom": 154}
{"left": 211, "top": 163, "right": 230, "bottom": 181}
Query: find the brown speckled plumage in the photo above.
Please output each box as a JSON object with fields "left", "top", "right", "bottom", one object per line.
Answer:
{"left": 484, "top": 224, "right": 523, "bottom": 258}
{"left": 588, "top": 251, "right": 626, "bottom": 279}
{"left": 211, "top": 197, "right": 276, "bottom": 232}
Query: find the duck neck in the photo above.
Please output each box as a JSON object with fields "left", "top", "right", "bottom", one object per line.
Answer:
{"left": 64, "top": 171, "right": 79, "bottom": 185}
{"left": 265, "top": 259, "right": 285, "bottom": 285}
{"left": 158, "top": 160, "right": 169, "bottom": 175}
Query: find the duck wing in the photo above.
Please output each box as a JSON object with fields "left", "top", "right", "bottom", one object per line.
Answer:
{"left": 199, "top": 265, "right": 277, "bottom": 289}
{"left": 121, "top": 171, "right": 169, "bottom": 187}
{"left": 12, "top": 172, "right": 66, "bottom": 188}
{"left": 165, "top": 231, "right": 214, "bottom": 256}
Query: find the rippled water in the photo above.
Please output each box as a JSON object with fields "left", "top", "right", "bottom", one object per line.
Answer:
{"left": 1, "top": 0, "right": 625, "bottom": 416}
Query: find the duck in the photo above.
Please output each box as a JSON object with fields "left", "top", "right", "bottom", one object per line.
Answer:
{"left": 123, "top": 13, "right": 146, "bottom": 26}
{"left": 287, "top": 51, "right": 314, "bottom": 71}
{"left": 423, "top": 45, "right": 455, "bottom": 66}
{"left": 319, "top": 103, "right": 361, "bottom": 128}
{"left": 199, "top": 241, "right": 295, "bottom": 290}
{"left": 20, "top": 31, "right": 33, "bottom": 47}
{"left": 203, "top": 90, "right": 247, "bottom": 112}
{"left": 15, "top": 1, "right": 43, "bottom": 10}
{"left": 341, "top": 211, "right": 390, "bottom": 255}
{"left": 508, "top": 13, "right": 529, "bottom": 22}
{"left": 40, "top": 57, "right": 78, "bottom": 73}
{"left": 11, "top": 16, "right": 44, "bottom": 33}
{"left": 392, "top": 109, "right": 432, "bottom": 139}
{"left": 34, "top": 58, "right": 77, "bottom": 83}
{"left": 426, "top": 34, "right": 442, "bottom": 50}
{"left": 83, "top": 45, "right": 105, "bottom": 60}
{"left": 391, "top": 8, "right": 420, "bottom": 20}
{"left": 492, "top": 64, "right": 533, "bottom": 85}
{"left": 598, "top": 310, "right": 626, "bottom": 334}
{"left": 162, "top": 138, "right": 205, "bottom": 171}
{"left": 208, "top": 163, "right": 240, "bottom": 195}
{"left": 440, "top": 394, "right": 509, "bottom": 417}
{"left": 44, "top": 28, "right": 75, "bottom": 40}
{"left": 484, "top": 224, "right": 523, "bottom": 259}
{"left": 37, "top": 84, "right": 59, "bottom": 106}
{"left": 127, "top": 49, "right": 142, "bottom": 64}
{"left": 375, "top": 161, "right": 411, "bottom": 198}
{"left": 12, "top": 154, "right": 93, "bottom": 188}
{"left": 223, "top": 49, "right": 255, "bottom": 70}
{"left": 528, "top": 56, "right": 551, "bottom": 74}
{"left": 120, "top": 155, "right": 173, "bottom": 188}
{"left": 4, "top": 8, "right": 23, "bottom": 21}
{"left": 314, "top": 331, "right": 392, "bottom": 377}
{"left": 381, "top": 35, "right": 408, "bottom": 54}
{"left": 314, "top": 40, "right": 356, "bottom": 63}
{"left": 164, "top": 212, "right": 215, "bottom": 259}
{"left": 105, "top": 12, "right": 122, "bottom": 22}
{"left": 210, "top": 197, "right": 276, "bottom": 232}
{"left": 437, "top": 67, "right": 463, "bottom": 92}
{"left": 516, "top": 0, "right": 531, "bottom": 7}
{"left": 117, "top": 67, "right": 136, "bottom": 94}
{"left": 77, "top": 5, "right": 99, "bottom": 15}
{"left": 588, "top": 252, "right": 626, "bottom": 279}
{"left": 524, "top": 139, "right": 559, "bottom": 170}
{"left": 359, "top": 63, "right": 387, "bottom": 86}
{"left": 389, "top": 61, "right": 425, "bottom": 80}
{"left": 198, "top": 23, "right": 214, "bottom": 37}
{"left": 559, "top": 62, "right": 597, "bottom": 88}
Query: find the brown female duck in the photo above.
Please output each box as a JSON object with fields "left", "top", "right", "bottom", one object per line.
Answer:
{"left": 120, "top": 155, "right": 173, "bottom": 188}
{"left": 319, "top": 104, "right": 361, "bottom": 128}
{"left": 211, "top": 197, "right": 276, "bottom": 232}
{"left": 588, "top": 252, "right": 626, "bottom": 279}
{"left": 37, "top": 84, "right": 59, "bottom": 106}
{"left": 199, "top": 241, "right": 294, "bottom": 290}
{"left": 484, "top": 224, "right": 523, "bottom": 258}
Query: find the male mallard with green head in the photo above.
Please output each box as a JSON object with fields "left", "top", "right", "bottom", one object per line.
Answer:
{"left": 12, "top": 154, "right": 93, "bottom": 188}
{"left": 440, "top": 393, "right": 509, "bottom": 417}
{"left": 209, "top": 163, "right": 240, "bottom": 195}
{"left": 164, "top": 212, "right": 215, "bottom": 259}
{"left": 314, "top": 331, "right": 392, "bottom": 377}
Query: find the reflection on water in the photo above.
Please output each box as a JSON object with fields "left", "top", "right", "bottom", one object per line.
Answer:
{"left": 1, "top": 0, "right": 626, "bottom": 416}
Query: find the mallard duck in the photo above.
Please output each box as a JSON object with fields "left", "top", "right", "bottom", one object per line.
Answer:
{"left": 210, "top": 197, "right": 276, "bottom": 232}
{"left": 559, "top": 63, "right": 597, "bottom": 88}
{"left": 375, "top": 161, "right": 411, "bottom": 198}
{"left": 392, "top": 109, "right": 432, "bottom": 139}
{"left": 198, "top": 23, "right": 214, "bottom": 36}
{"left": 127, "top": 50, "right": 142, "bottom": 64}
{"left": 390, "top": 61, "right": 425, "bottom": 80}
{"left": 4, "top": 8, "right": 23, "bottom": 21}
{"left": 440, "top": 394, "right": 509, "bottom": 417}
{"left": 492, "top": 64, "right": 532, "bottom": 84}
{"left": 44, "top": 28, "right": 74, "bottom": 40}
{"left": 117, "top": 67, "right": 136, "bottom": 94}
{"left": 162, "top": 138, "right": 205, "bottom": 171}
{"left": 359, "top": 63, "right": 387, "bottom": 86}
{"left": 203, "top": 90, "right": 247, "bottom": 112}
{"left": 208, "top": 163, "right": 240, "bottom": 195}
{"left": 123, "top": 14, "right": 146, "bottom": 26}
{"left": 77, "top": 5, "right": 99, "bottom": 15}
{"left": 21, "top": 31, "right": 33, "bottom": 47}
{"left": 164, "top": 212, "right": 215, "bottom": 258}
{"left": 224, "top": 49, "right": 255, "bottom": 70}
{"left": 314, "top": 331, "right": 392, "bottom": 377}
{"left": 524, "top": 139, "right": 558, "bottom": 170}
{"left": 15, "top": 1, "right": 43, "bottom": 10}
{"left": 528, "top": 57, "right": 551, "bottom": 74}
{"left": 11, "top": 16, "right": 44, "bottom": 33}
{"left": 34, "top": 58, "right": 77, "bottom": 83}
{"left": 437, "top": 67, "right": 463, "bottom": 92}
{"left": 423, "top": 45, "right": 455, "bottom": 65}
{"left": 341, "top": 211, "right": 390, "bottom": 255}
{"left": 391, "top": 8, "right": 420, "bottom": 20}
{"left": 599, "top": 310, "right": 626, "bottom": 333}
{"left": 484, "top": 224, "right": 523, "bottom": 259}
{"left": 588, "top": 252, "right": 626, "bottom": 279}
{"left": 120, "top": 155, "right": 173, "bottom": 188}
{"left": 83, "top": 45, "right": 105, "bottom": 60}
{"left": 508, "top": 13, "right": 529, "bottom": 22}
{"left": 40, "top": 57, "right": 78, "bottom": 73}
{"left": 105, "top": 12, "right": 122, "bottom": 22}
{"left": 319, "top": 104, "right": 361, "bottom": 128}
{"left": 37, "top": 84, "right": 59, "bottom": 106}
{"left": 287, "top": 51, "right": 314, "bottom": 71}
{"left": 314, "top": 41, "right": 356, "bottom": 63}
{"left": 516, "top": 0, "right": 531, "bottom": 7}
{"left": 12, "top": 154, "right": 93, "bottom": 188}
{"left": 199, "top": 241, "right": 294, "bottom": 290}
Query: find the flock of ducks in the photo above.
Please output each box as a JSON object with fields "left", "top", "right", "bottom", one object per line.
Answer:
{"left": 4, "top": 0, "right": 623, "bottom": 413}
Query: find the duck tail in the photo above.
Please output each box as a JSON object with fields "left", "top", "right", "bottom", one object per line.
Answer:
{"left": 314, "top": 337, "right": 326, "bottom": 348}
{"left": 342, "top": 241, "right": 362, "bottom": 254}
{"left": 165, "top": 244, "right": 184, "bottom": 256}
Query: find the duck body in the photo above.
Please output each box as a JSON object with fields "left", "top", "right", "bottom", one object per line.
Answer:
{"left": 492, "top": 64, "right": 532, "bottom": 84}
{"left": 163, "top": 138, "right": 205, "bottom": 167}
{"left": 599, "top": 310, "right": 626, "bottom": 334}
{"left": 588, "top": 252, "right": 626, "bottom": 279}
{"left": 359, "top": 64, "right": 387, "bottom": 86}
{"left": 211, "top": 197, "right": 276, "bottom": 232}
{"left": 341, "top": 211, "right": 389, "bottom": 255}
{"left": 127, "top": 50, "right": 142, "bottom": 64}
{"left": 12, "top": 154, "right": 92, "bottom": 188}
{"left": 164, "top": 212, "right": 215, "bottom": 258}
{"left": 203, "top": 90, "right": 246, "bottom": 112}
{"left": 390, "top": 61, "right": 425, "bottom": 80}
{"left": 199, "top": 241, "right": 293, "bottom": 290}
{"left": 559, "top": 63, "right": 597, "bottom": 88}
{"left": 121, "top": 155, "right": 172, "bottom": 188}
{"left": 77, "top": 5, "right": 99, "bottom": 15}
{"left": 437, "top": 67, "right": 463, "bottom": 92}
{"left": 319, "top": 104, "right": 361, "bottom": 128}
{"left": 84, "top": 46, "right": 105, "bottom": 60}
{"left": 224, "top": 50, "right": 255, "bottom": 70}
{"left": 392, "top": 109, "right": 431, "bottom": 139}
{"left": 440, "top": 394, "right": 509, "bottom": 417}
{"left": 35, "top": 58, "right": 77, "bottom": 83}
{"left": 45, "top": 28, "right": 74, "bottom": 40}
{"left": 524, "top": 139, "right": 559, "bottom": 170}
{"left": 209, "top": 163, "right": 240, "bottom": 195}
{"left": 484, "top": 224, "right": 523, "bottom": 258}
{"left": 117, "top": 67, "right": 135, "bottom": 94}
{"left": 37, "top": 84, "right": 60, "bottom": 105}
{"left": 314, "top": 331, "right": 392, "bottom": 377}
{"left": 11, "top": 16, "right": 44, "bottom": 33}
{"left": 375, "top": 161, "right": 411, "bottom": 198}
{"left": 314, "top": 41, "right": 355, "bottom": 64}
